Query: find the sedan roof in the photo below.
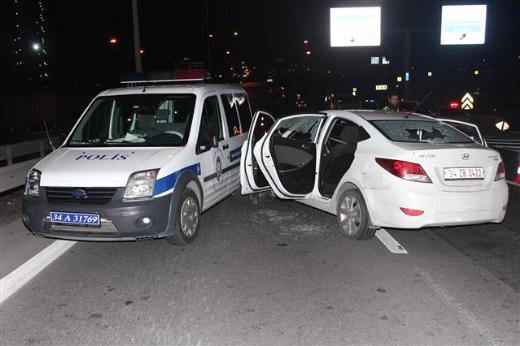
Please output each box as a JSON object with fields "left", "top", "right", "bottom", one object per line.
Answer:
{"left": 325, "top": 110, "right": 434, "bottom": 122}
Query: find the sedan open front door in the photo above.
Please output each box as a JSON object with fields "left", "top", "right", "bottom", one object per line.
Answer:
{"left": 240, "top": 111, "right": 276, "bottom": 194}
{"left": 252, "top": 114, "right": 326, "bottom": 199}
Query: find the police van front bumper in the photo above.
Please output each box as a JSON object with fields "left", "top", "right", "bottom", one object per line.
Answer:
{"left": 22, "top": 187, "right": 173, "bottom": 241}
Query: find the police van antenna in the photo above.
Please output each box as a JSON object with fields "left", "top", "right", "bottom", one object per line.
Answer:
{"left": 43, "top": 120, "right": 56, "bottom": 151}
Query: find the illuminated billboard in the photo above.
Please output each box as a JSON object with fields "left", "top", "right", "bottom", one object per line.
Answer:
{"left": 330, "top": 7, "right": 381, "bottom": 47}
{"left": 441, "top": 5, "right": 487, "bottom": 45}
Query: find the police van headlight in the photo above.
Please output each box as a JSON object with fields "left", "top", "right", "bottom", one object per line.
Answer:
{"left": 123, "top": 169, "right": 158, "bottom": 201}
{"left": 25, "top": 169, "right": 41, "bottom": 197}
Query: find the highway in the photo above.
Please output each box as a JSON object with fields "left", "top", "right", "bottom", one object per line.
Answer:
{"left": 1, "top": 187, "right": 519, "bottom": 345}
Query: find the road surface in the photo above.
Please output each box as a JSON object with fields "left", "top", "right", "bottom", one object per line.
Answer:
{"left": 1, "top": 187, "right": 519, "bottom": 345}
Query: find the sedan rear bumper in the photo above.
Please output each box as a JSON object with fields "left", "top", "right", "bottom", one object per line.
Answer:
{"left": 365, "top": 180, "right": 509, "bottom": 229}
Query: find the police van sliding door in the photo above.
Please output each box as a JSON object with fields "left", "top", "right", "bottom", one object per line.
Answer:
{"left": 196, "top": 95, "right": 228, "bottom": 209}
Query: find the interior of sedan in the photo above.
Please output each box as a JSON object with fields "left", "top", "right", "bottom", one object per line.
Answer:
{"left": 318, "top": 119, "right": 370, "bottom": 197}
{"left": 268, "top": 116, "right": 322, "bottom": 195}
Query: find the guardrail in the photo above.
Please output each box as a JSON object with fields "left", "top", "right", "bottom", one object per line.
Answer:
{"left": 0, "top": 138, "right": 56, "bottom": 193}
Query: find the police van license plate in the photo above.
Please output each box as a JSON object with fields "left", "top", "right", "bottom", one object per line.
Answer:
{"left": 443, "top": 167, "right": 484, "bottom": 180}
{"left": 50, "top": 212, "right": 101, "bottom": 226}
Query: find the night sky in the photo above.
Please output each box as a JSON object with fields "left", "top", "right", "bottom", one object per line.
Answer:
{"left": 1, "top": 1, "right": 517, "bottom": 79}
{"left": 1, "top": 0, "right": 519, "bottom": 115}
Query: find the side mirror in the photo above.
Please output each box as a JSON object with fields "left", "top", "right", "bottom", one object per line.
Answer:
{"left": 212, "top": 135, "right": 219, "bottom": 148}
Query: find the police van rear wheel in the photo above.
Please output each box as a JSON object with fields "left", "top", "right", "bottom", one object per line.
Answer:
{"left": 166, "top": 189, "right": 200, "bottom": 245}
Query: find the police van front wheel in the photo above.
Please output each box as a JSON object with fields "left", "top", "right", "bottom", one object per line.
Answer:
{"left": 166, "top": 189, "right": 200, "bottom": 246}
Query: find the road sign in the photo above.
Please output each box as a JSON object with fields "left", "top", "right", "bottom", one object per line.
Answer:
{"left": 461, "top": 92, "right": 474, "bottom": 110}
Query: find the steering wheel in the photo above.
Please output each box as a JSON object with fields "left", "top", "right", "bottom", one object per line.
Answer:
{"left": 170, "top": 130, "right": 184, "bottom": 138}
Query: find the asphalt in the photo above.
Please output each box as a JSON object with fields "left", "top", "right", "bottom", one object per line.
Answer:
{"left": 0, "top": 188, "right": 519, "bottom": 345}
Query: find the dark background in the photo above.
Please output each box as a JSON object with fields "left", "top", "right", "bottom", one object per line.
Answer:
{"left": 1, "top": 0, "right": 519, "bottom": 139}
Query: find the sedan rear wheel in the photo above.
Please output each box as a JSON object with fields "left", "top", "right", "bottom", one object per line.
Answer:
{"left": 336, "top": 189, "right": 375, "bottom": 240}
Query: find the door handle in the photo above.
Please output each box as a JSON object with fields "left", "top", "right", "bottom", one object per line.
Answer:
{"left": 222, "top": 144, "right": 229, "bottom": 150}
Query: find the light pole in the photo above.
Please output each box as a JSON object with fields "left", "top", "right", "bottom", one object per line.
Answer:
{"left": 131, "top": 0, "right": 143, "bottom": 73}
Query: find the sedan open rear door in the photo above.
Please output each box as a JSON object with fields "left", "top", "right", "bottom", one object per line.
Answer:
{"left": 240, "top": 111, "right": 276, "bottom": 194}
{"left": 252, "top": 114, "right": 326, "bottom": 199}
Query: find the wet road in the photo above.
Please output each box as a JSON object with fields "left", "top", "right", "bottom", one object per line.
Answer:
{"left": 1, "top": 188, "right": 519, "bottom": 345}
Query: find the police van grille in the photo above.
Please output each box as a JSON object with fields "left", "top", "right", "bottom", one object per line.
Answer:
{"left": 46, "top": 187, "right": 117, "bottom": 204}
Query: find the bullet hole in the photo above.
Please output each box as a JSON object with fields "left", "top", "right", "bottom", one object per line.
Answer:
{"left": 277, "top": 243, "right": 288, "bottom": 247}
{"left": 376, "top": 288, "right": 386, "bottom": 293}
{"left": 124, "top": 300, "right": 133, "bottom": 305}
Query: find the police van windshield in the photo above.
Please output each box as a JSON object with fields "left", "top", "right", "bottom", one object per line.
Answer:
{"left": 67, "top": 94, "right": 196, "bottom": 147}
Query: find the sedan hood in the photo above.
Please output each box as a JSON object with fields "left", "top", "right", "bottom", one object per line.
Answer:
{"left": 36, "top": 147, "right": 182, "bottom": 187}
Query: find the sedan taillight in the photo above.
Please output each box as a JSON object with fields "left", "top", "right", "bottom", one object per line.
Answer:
{"left": 494, "top": 161, "right": 505, "bottom": 181}
{"left": 376, "top": 158, "right": 432, "bottom": 183}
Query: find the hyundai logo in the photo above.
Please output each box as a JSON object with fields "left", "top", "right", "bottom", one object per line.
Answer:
{"left": 71, "top": 189, "right": 88, "bottom": 199}
{"left": 461, "top": 153, "right": 470, "bottom": 160}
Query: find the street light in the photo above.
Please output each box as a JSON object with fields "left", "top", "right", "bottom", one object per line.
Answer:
{"left": 139, "top": 49, "right": 144, "bottom": 54}
{"left": 109, "top": 37, "right": 117, "bottom": 45}
{"left": 427, "top": 71, "right": 433, "bottom": 77}
{"left": 32, "top": 42, "right": 40, "bottom": 51}
{"left": 306, "top": 50, "right": 311, "bottom": 55}
{"left": 208, "top": 33, "right": 214, "bottom": 38}
{"left": 303, "top": 39, "right": 309, "bottom": 44}
{"left": 225, "top": 50, "right": 231, "bottom": 55}
{"left": 233, "top": 31, "right": 239, "bottom": 37}
{"left": 474, "top": 69, "right": 480, "bottom": 75}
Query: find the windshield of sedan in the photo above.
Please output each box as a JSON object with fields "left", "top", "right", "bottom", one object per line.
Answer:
{"left": 371, "top": 120, "right": 474, "bottom": 144}
{"left": 67, "top": 94, "right": 196, "bottom": 147}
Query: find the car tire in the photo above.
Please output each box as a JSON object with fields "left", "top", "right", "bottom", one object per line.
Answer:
{"left": 336, "top": 189, "right": 375, "bottom": 240}
{"left": 166, "top": 189, "right": 201, "bottom": 246}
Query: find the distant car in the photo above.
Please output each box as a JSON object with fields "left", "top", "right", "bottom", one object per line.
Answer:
{"left": 241, "top": 110, "right": 508, "bottom": 240}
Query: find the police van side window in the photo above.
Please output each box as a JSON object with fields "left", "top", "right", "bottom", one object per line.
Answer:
{"left": 235, "top": 93, "right": 252, "bottom": 133}
{"left": 220, "top": 94, "right": 241, "bottom": 137}
{"left": 197, "top": 96, "right": 223, "bottom": 154}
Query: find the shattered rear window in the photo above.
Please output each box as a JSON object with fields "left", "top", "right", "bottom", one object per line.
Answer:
{"left": 370, "top": 120, "right": 474, "bottom": 144}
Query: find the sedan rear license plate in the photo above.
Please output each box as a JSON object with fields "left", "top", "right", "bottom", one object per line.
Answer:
{"left": 443, "top": 167, "right": 484, "bottom": 180}
{"left": 50, "top": 212, "right": 100, "bottom": 226}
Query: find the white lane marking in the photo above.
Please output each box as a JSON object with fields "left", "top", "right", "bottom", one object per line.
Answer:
{"left": 375, "top": 229, "right": 408, "bottom": 254}
{"left": 416, "top": 267, "right": 502, "bottom": 346}
{"left": 0, "top": 240, "right": 76, "bottom": 304}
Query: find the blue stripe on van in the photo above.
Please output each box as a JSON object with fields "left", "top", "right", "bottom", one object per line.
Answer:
{"left": 153, "top": 163, "right": 201, "bottom": 196}
{"left": 229, "top": 147, "right": 242, "bottom": 162}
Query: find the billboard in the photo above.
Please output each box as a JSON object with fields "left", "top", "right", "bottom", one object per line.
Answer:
{"left": 330, "top": 7, "right": 381, "bottom": 47}
{"left": 441, "top": 5, "right": 487, "bottom": 45}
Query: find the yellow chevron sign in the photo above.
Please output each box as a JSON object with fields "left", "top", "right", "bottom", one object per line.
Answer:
{"left": 461, "top": 92, "right": 474, "bottom": 110}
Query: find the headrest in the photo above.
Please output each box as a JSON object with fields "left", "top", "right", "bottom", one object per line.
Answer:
{"left": 339, "top": 126, "right": 359, "bottom": 143}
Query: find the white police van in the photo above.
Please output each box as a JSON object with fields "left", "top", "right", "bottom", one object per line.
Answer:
{"left": 22, "top": 73, "right": 252, "bottom": 245}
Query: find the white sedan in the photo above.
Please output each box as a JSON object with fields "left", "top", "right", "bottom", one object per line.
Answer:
{"left": 240, "top": 110, "right": 508, "bottom": 240}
